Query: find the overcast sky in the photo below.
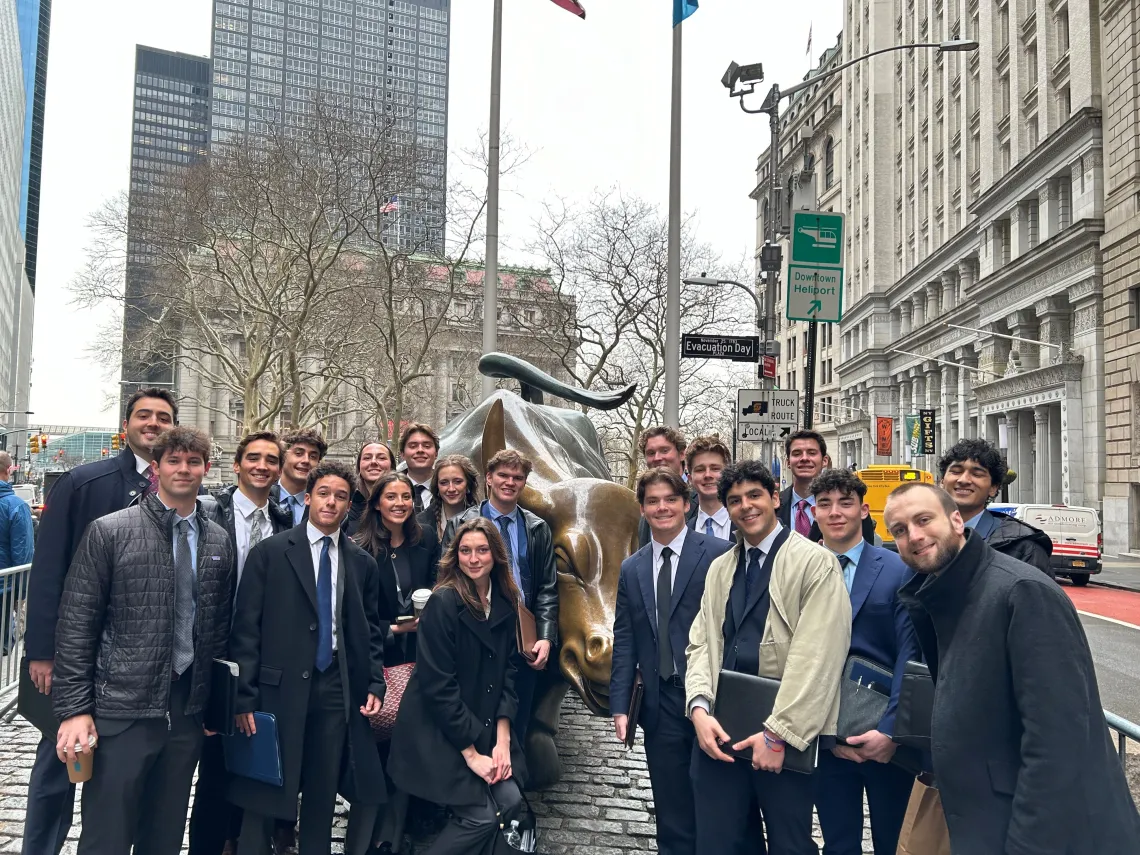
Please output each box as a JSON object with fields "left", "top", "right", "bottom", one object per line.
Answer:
{"left": 29, "top": 0, "right": 842, "bottom": 428}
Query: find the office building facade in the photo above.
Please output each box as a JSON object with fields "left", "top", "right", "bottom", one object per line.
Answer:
{"left": 119, "top": 46, "right": 211, "bottom": 417}
{"left": 1100, "top": 0, "right": 1140, "bottom": 554}
{"left": 209, "top": 0, "right": 449, "bottom": 252}
{"left": 836, "top": 0, "right": 1105, "bottom": 514}
{"left": 754, "top": 35, "right": 845, "bottom": 461}
{"left": 15, "top": 0, "right": 49, "bottom": 289}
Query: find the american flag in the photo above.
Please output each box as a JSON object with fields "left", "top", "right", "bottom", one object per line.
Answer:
{"left": 549, "top": 0, "right": 586, "bottom": 17}
{"left": 380, "top": 195, "right": 399, "bottom": 214}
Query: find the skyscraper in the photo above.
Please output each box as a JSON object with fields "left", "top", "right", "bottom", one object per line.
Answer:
{"left": 15, "top": 0, "right": 50, "bottom": 290}
{"left": 119, "top": 46, "right": 211, "bottom": 415}
{"left": 209, "top": 0, "right": 450, "bottom": 252}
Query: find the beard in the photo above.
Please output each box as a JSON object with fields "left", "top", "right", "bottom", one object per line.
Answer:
{"left": 910, "top": 535, "right": 963, "bottom": 574}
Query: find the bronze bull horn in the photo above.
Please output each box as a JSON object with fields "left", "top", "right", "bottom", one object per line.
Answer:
{"left": 479, "top": 353, "right": 636, "bottom": 410}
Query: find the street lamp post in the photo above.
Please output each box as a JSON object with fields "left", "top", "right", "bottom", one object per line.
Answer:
{"left": 722, "top": 39, "right": 979, "bottom": 432}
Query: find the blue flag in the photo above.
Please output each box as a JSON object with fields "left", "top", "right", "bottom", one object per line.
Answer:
{"left": 674, "top": 0, "right": 698, "bottom": 27}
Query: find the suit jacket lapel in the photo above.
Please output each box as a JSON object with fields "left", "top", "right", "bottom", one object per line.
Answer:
{"left": 728, "top": 545, "right": 747, "bottom": 631}
{"left": 849, "top": 547, "right": 883, "bottom": 620}
{"left": 286, "top": 531, "right": 320, "bottom": 616}
{"left": 636, "top": 550, "right": 658, "bottom": 641}
{"left": 740, "top": 528, "right": 789, "bottom": 622}
{"left": 669, "top": 538, "right": 702, "bottom": 618}
{"left": 974, "top": 510, "right": 998, "bottom": 540}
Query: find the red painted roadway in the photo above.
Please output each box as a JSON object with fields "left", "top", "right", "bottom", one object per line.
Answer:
{"left": 1064, "top": 584, "right": 1140, "bottom": 628}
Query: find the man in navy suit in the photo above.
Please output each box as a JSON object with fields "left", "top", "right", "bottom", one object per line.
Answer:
{"left": 811, "top": 469, "right": 921, "bottom": 855}
{"left": 611, "top": 467, "right": 732, "bottom": 855}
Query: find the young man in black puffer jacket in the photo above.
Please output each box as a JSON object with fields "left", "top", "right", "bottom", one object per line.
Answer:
{"left": 53, "top": 426, "right": 233, "bottom": 855}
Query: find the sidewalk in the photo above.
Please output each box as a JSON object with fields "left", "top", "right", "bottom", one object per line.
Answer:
{"left": 1092, "top": 555, "right": 1140, "bottom": 593}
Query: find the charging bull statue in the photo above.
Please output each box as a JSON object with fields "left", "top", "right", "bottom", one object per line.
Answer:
{"left": 436, "top": 354, "right": 641, "bottom": 786}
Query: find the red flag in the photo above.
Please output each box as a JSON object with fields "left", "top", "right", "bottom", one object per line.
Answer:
{"left": 549, "top": 0, "right": 586, "bottom": 17}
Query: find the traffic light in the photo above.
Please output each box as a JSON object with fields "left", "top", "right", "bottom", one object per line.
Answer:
{"left": 29, "top": 435, "right": 39, "bottom": 454}
{"left": 40, "top": 434, "right": 47, "bottom": 447}
{"left": 101, "top": 448, "right": 109, "bottom": 457}
{"left": 111, "top": 433, "right": 120, "bottom": 451}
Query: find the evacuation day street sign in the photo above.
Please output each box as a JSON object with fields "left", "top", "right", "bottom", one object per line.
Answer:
{"left": 786, "top": 210, "right": 845, "bottom": 324}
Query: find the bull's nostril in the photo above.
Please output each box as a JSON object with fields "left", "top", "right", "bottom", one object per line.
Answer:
{"left": 585, "top": 634, "right": 611, "bottom": 663}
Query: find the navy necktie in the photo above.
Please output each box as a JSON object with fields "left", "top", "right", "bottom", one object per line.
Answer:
{"left": 658, "top": 547, "right": 674, "bottom": 679}
{"left": 704, "top": 517, "right": 715, "bottom": 538}
{"left": 496, "top": 515, "right": 520, "bottom": 588}
{"left": 745, "top": 547, "right": 763, "bottom": 603}
{"left": 316, "top": 536, "right": 333, "bottom": 671}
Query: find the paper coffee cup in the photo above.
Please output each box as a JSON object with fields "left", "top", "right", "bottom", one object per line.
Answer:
{"left": 66, "top": 735, "right": 97, "bottom": 784}
{"left": 411, "top": 588, "right": 432, "bottom": 617}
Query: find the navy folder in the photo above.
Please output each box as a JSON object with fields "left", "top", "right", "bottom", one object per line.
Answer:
{"left": 223, "top": 712, "right": 283, "bottom": 787}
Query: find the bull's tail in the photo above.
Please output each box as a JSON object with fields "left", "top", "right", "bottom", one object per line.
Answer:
{"left": 478, "top": 353, "right": 636, "bottom": 411}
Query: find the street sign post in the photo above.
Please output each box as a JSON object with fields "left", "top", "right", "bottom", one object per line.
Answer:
{"left": 682, "top": 334, "right": 760, "bottom": 362}
{"left": 736, "top": 389, "right": 799, "bottom": 443}
{"left": 786, "top": 210, "right": 846, "bottom": 324}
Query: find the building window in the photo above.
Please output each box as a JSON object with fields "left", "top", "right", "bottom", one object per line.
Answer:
{"left": 1130, "top": 287, "right": 1140, "bottom": 331}
{"left": 1000, "top": 141, "right": 1011, "bottom": 175}
{"left": 1027, "top": 45, "right": 1038, "bottom": 88}
{"left": 1000, "top": 73, "right": 1010, "bottom": 118}
{"left": 824, "top": 137, "right": 835, "bottom": 188}
{"left": 1059, "top": 85, "right": 1071, "bottom": 119}
{"left": 1027, "top": 116, "right": 1039, "bottom": 151}
{"left": 1057, "top": 8, "right": 1069, "bottom": 53}
{"left": 997, "top": 2, "right": 1009, "bottom": 48}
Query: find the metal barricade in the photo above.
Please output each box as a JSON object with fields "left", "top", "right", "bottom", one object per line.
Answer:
{"left": 0, "top": 563, "right": 31, "bottom": 699}
{"left": 1105, "top": 710, "right": 1140, "bottom": 765}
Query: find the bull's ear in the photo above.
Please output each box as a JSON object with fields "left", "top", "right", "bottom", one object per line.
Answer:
{"left": 478, "top": 398, "right": 506, "bottom": 472}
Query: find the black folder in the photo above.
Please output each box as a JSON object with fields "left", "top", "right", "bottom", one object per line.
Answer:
{"left": 223, "top": 711, "right": 283, "bottom": 787}
{"left": 623, "top": 672, "right": 645, "bottom": 749}
{"left": 205, "top": 658, "right": 239, "bottom": 736}
{"left": 17, "top": 657, "right": 56, "bottom": 736}
{"left": 713, "top": 669, "right": 819, "bottom": 774}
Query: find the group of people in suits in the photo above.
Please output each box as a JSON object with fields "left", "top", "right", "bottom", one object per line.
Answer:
{"left": 611, "top": 425, "right": 1140, "bottom": 855}
{"left": 22, "top": 391, "right": 560, "bottom": 855}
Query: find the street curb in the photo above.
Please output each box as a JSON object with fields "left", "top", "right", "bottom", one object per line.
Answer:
{"left": 1090, "top": 579, "right": 1140, "bottom": 594}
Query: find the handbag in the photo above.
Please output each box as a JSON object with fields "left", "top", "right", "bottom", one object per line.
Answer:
{"left": 491, "top": 781, "right": 538, "bottom": 854}
{"left": 894, "top": 660, "right": 933, "bottom": 751}
{"left": 837, "top": 655, "right": 891, "bottom": 740}
{"left": 896, "top": 773, "right": 951, "bottom": 855}
{"left": 367, "top": 662, "right": 415, "bottom": 742}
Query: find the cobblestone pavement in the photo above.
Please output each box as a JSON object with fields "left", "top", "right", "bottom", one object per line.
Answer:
{"left": 0, "top": 695, "right": 874, "bottom": 853}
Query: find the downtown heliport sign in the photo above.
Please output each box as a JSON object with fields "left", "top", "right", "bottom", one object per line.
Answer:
{"left": 786, "top": 210, "right": 845, "bottom": 324}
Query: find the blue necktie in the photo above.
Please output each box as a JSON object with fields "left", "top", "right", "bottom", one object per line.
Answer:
{"left": 496, "top": 515, "right": 521, "bottom": 591}
{"left": 705, "top": 517, "right": 715, "bottom": 538}
{"left": 745, "top": 547, "right": 762, "bottom": 603}
{"left": 316, "top": 536, "right": 333, "bottom": 671}
{"left": 839, "top": 554, "right": 854, "bottom": 594}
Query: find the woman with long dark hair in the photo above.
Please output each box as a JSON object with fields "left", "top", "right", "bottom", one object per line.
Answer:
{"left": 353, "top": 471, "right": 439, "bottom": 665}
{"left": 387, "top": 519, "right": 528, "bottom": 855}
{"left": 344, "top": 441, "right": 396, "bottom": 537}
{"left": 418, "top": 454, "right": 479, "bottom": 541}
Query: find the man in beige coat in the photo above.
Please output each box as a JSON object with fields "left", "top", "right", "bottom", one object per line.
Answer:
{"left": 685, "top": 460, "right": 851, "bottom": 855}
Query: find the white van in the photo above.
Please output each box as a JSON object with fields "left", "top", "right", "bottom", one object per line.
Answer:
{"left": 989, "top": 503, "right": 1101, "bottom": 585}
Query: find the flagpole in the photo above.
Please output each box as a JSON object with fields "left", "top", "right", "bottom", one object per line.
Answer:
{"left": 664, "top": 20, "right": 682, "bottom": 429}
{"left": 482, "top": 0, "right": 504, "bottom": 400}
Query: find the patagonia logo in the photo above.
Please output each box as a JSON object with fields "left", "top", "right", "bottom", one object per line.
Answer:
{"left": 210, "top": 556, "right": 222, "bottom": 561}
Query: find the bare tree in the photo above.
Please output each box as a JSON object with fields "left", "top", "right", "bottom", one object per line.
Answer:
{"left": 523, "top": 190, "right": 752, "bottom": 486}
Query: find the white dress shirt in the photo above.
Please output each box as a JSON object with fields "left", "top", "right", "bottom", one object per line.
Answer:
{"left": 650, "top": 526, "right": 689, "bottom": 608}
{"left": 233, "top": 489, "right": 275, "bottom": 583}
{"left": 306, "top": 523, "right": 340, "bottom": 650}
{"left": 694, "top": 505, "right": 732, "bottom": 541}
{"left": 135, "top": 453, "right": 152, "bottom": 476}
{"left": 410, "top": 477, "right": 433, "bottom": 509}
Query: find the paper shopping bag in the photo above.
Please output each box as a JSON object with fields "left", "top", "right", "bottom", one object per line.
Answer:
{"left": 896, "top": 773, "right": 951, "bottom": 855}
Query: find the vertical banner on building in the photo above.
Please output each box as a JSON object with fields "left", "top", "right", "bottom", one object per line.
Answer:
{"left": 875, "top": 417, "right": 894, "bottom": 457}
{"left": 919, "top": 408, "right": 937, "bottom": 455}
{"left": 905, "top": 414, "right": 920, "bottom": 456}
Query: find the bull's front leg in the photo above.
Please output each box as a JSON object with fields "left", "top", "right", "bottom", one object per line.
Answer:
{"left": 524, "top": 670, "right": 569, "bottom": 789}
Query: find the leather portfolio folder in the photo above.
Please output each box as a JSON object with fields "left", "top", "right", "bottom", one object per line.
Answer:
{"left": 624, "top": 672, "right": 645, "bottom": 749}
{"left": 895, "top": 659, "right": 933, "bottom": 751}
{"left": 205, "top": 658, "right": 239, "bottom": 737}
{"left": 837, "top": 655, "right": 892, "bottom": 741}
{"left": 714, "top": 669, "right": 819, "bottom": 774}
{"left": 17, "top": 657, "right": 56, "bottom": 736}
{"left": 516, "top": 601, "right": 538, "bottom": 662}
{"left": 223, "top": 711, "right": 283, "bottom": 787}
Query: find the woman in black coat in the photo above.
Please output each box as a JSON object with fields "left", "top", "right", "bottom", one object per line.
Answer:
{"left": 388, "top": 518, "right": 528, "bottom": 855}
{"left": 355, "top": 471, "right": 440, "bottom": 666}
{"left": 417, "top": 454, "right": 480, "bottom": 543}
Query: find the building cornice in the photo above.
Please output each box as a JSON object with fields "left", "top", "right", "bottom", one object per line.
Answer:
{"left": 969, "top": 108, "right": 1102, "bottom": 224}
{"left": 886, "top": 225, "right": 981, "bottom": 304}
{"left": 972, "top": 357, "right": 1085, "bottom": 404}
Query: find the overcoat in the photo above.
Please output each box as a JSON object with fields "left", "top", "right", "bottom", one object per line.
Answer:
{"left": 387, "top": 583, "right": 527, "bottom": 807}
{"left": 228, "top": 526, "right": 388, "bottom": 817}
{"left": 898, "top": 531, "right": 1140, "bottom": 854}
{"left": 363, "top": 525, "right": 440, "bottom": 666}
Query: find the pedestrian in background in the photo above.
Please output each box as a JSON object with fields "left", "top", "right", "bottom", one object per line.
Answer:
{"left": 0, "top": 450, "right": 34, "bottom": 652}
{"left": 53, "top": 427, "right": 233, "bottom": 855}
{"left": 388, "top": 518, "right": 527, "bottom": 855}
{"left": 22, "top": 387, "right": 175, "bottom": 855}
{"left": 885, "top": 482, "right": 1140, "bottom": 854}
{"left": 419, "top": 454, "right": 479, "bottom": 542}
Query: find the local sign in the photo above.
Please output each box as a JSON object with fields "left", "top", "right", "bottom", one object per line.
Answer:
{"left": 786, "top": 210, "right": 845, "bottom": 324}
{"left": 682, "top": 334, "right": 760, "bottom": 362}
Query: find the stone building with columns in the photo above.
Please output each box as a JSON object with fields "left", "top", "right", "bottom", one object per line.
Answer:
{"left": 754, "top": 34, "right": 845, "bottom": 459}
{"left": 1100, "top": 0, "right": 1140, "bottom": 555}
{"left": 836, "top": 0, "right": 1105, "bottom": 512}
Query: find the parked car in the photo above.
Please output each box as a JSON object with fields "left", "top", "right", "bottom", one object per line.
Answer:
{"left": 989, "top": 503, "right": 1102, "bottom": 586}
